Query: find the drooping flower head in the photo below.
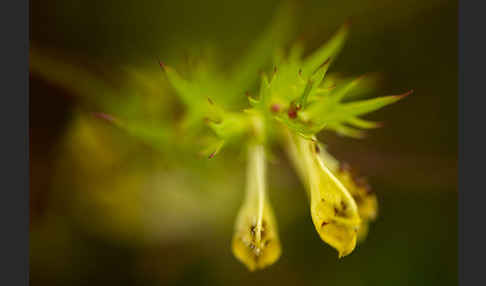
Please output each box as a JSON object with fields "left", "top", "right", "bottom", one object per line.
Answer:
{"left": 153, "top": 13, "right": 409, "bottom": 267}
{"left": 30, "top": 2, "right": 409, "bottom": 271}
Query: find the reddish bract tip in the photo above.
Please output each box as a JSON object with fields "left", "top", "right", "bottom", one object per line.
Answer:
{"left": 297, "top": 34, "right": 305, "bottom": 42}
{"left": 375, "top": 122, "right": 385, "bottom": 128}
{"left": 320, "top": 58, "right": 331, "bottom": 68}
{"left": 158, "top": 59, "right": 165, "bottom": 69}
{"left": 355, "top": 73, "right": 368, "bottom": 82}
{"left": 93, "top": 112, "right": 115, "bottom": 123}
{"left": 394, "top": 89, "right": 414, "bottom": 100}
{"left": 403, "top": 89, "right": 414, "bottom": 97}
{"left": 343, "top": 17, "right": 353, "bottom": 29}
{"left": 208, "top": 152, "right": 215, "bottom": 159}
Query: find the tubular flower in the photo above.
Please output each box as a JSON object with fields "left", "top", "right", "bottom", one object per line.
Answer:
{"left": 232, "top": 144, "right": 281, "bottom": 271}
{"left": 332, "top": 163, "right": 378, "bottom": 242}
{"left": 286, "top": 132, "right": 361, "bottom": 257}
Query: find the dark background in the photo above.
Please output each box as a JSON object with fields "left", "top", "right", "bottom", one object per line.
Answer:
{"left": 30, "top": 0, "right": 457, "bottom": 285}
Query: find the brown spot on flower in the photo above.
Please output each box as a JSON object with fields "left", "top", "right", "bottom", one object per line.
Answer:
{"left": 353, "top": 195, "right": 364, "bottom": 204}
{"left": 340, "top": 201, "right": 347, "bottom": 211}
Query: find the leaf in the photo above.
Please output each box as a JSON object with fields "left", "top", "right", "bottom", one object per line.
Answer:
{"left": 334, "top": 90, "right": 412, "bottom": 119}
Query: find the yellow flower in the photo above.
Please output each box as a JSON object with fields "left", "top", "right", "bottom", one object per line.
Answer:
{"left": 232, "top": 144, "right": 281, "bottom": 271}
{"left": 285, "top": 131, "right": 362, "bottom": 257}
{"left": 334, "top": 165, "right": 378, "bottom": 242}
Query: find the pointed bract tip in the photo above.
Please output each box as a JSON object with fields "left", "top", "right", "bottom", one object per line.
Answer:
{"left": 207, "top": 97, "right": 214, "bottom": 105}
{"left": 320, "top": 58, "right": 331, "bottom": 68}
{"left": 343, "top": 17, "right": 353, "bottom": 29}
{"left": 157, "top": 58, "right": 165, "bottom": 69}
{"left": 375, "top": 122, "right": 385, "bottom": 128}
{"left": 297, "top": 33, "right": 306, "bottom": 43}
{"left": 357, "top": 73, "right": 368, "bottom": 81}
{"left": 208, "top": 152, "right": 215, "bottom": 159}
{"left": 395, "top": 89, "right": 414, "bottom": 99}
{"left": 351, "top": 73, "right": 368, "bottom": 85}
{"left": 93, "top": 112, "right": 115, "bottom": 123}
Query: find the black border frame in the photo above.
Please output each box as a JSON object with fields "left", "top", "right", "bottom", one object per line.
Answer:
{"left": 0, "top": 0, "right": 29, "bottom": 284}
{"left": 459, "top": 1, "right": 486, "bottom": 286}
{"left": 0, "top": 0, "right": 482, "bottom": 284}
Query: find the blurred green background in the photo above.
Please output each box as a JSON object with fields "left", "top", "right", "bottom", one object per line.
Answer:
{"left": 30, "top": 0, "right": 457, "bottom": 285}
